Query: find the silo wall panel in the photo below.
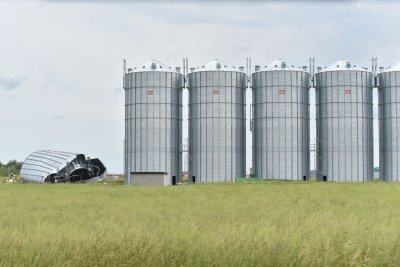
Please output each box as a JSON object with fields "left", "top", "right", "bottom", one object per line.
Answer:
{"left": 188, "top": 71, "right": 246, "bottom": 183}
{"left": 252, "top": 70, "right": 310, "bottom": 180}
{"left": 124, "top": 71, "right": 182, "bottom": 184}
{"left": 316, "top": 70, "right": 373, "bottom": 182}
{"left": 378, "top": 71, "right": 400, "bottom": 181}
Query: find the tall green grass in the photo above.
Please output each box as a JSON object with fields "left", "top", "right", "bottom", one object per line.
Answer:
{"left": 0, "top": 182, "right": 400, "bottom": 266}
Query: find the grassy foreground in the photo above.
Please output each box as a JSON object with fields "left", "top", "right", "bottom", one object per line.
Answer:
{"left": 1, "top": 182, "right": 400, "bottom": 266}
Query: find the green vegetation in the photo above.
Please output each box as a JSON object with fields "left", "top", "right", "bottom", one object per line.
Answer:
{"left": 0, "top": 160, "right": 22, "bottom": 177}
{"left": 1, "top": 182, "right": 400, "bottom": 266}
{"left": 99, "top": 176, "right": 125, "bottom": 185}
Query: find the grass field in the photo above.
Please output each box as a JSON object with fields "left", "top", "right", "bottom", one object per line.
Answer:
{"left": 1, "top": 181, "right": 400, "bottom": 266}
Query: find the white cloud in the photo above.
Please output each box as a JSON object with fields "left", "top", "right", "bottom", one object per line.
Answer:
{"left": 0, "top": 75, "right": 27, "bottom": 90}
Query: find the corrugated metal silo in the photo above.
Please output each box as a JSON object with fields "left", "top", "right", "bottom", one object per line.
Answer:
{"left": 315, "top": 60, "right": 373, "bottom": 182}
{"left": 378, "top": 62, "right": 400, "bottom": 182}
{"left": 252, "top": 60, "right": 310, "bottom": 180}
{"left": 123, "top": 60, "right": 183, "bottom": 185}
{"left": 20, "top": 150, "right": 107, "bottom": 183}
{"left": 188, "top": 59, "right": 246, "bottom": 183}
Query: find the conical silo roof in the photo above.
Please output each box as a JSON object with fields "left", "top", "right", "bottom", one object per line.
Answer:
{"left": 318, "top": 59, "right": 370, "bottom": 73}
{"left": 191, "top": 59, "right": 242, "bottom": 72}
{"left": 379, "top": 61, "right": 400, "bottom": 73}
{"left": 130, "top": 59, "right": 176, "bottom": 72}
{"left": 256, "top": 59, "right": 307, "bottom": 72}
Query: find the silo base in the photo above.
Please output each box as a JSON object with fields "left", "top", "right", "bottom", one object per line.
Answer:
{"left": 129, "top": 172, "right": 173, "bottom": 186}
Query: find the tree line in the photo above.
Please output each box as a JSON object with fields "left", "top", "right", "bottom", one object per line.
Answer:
{"left": 0, "top": 160, "right": 23, "bottom": 177}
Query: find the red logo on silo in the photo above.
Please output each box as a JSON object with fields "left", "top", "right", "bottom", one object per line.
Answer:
{"left": 344, "top": 89, "right": 351, "bottom": 94}
{"left": 147, "top": 90, "right": 154, "bottom": 96}
{"left": 278, "top": 89, "right": 285, "bottom": 95}
{"left": 212, "top": 90, "right": 220, "bottom": 95}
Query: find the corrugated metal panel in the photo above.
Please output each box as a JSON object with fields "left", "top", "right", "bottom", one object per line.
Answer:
{"left": 20, "top": 150, "right": 106, "bottom": 183}
{"left": 378, "top": 69, "right": 400, "bottom": 181}
{"left": 124, "top": 62, "right": 182, "bottom": 185}
{"left": 252, "top": 64, "right": 310, "bottom": 180}
{"left": 188, "top": 63, "right": 246, "bottom": 183}
{"left": 21, "top": 150, "right": 79, "bottom": 183}
{"left": 316, "top": 62, "right": 373, "bottom": 182}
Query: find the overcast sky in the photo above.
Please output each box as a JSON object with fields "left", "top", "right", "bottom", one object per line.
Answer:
{"left": 0, "top": 0, "right": 399, "bottom": 173}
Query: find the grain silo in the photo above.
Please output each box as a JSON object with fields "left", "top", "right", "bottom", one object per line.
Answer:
{"left": 252, "top": 60, "right": 310, "bottom": 180}
{"left": 188, "top": 59, "right": 246, "bottom": 183}
{"left": 123, "top": 60, "right": 183, "bottom": 186}
{"left": 315, "top": 60, "right": 373, "bottom": 182}
{"left": 378, "top": 62, "right": 400, "bottom": 182}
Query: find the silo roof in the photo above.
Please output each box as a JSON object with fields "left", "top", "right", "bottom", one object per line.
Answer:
{"left": 379, "top": 61, "right": 400, "bottom": 73}
{"left": 255, "top": 59, "right": 307, "bottom": 72}
{"left": 318, "top": 59, "right": 370, "bottom": 73}
{"left": 191, "top": 59, "right": 242, "bottom": 72}
{"left": 129, "top": 59, "right": 176, "bottom": 73}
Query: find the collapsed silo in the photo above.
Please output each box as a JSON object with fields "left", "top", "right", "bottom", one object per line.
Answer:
{"left": 315, "top": 60, "right": 373, "bottom": 182}
{"left": 252, "top": 60, "right": 310, "bottom": 180}
{"left": 123, "top": 60, "right": 182, "bottom": 186}
{"left": 20, "top": 150, "right": 107, "bottom": 183}
{"left": 188, "top": 59, "right": 246, "bottom": 183}
{"left": 378, "top": 62, "right": 400, "bottom": 182}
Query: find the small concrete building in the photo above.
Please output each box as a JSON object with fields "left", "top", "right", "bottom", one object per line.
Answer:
{"left": 130, "top": 172, "right": 173, "bottom": 186}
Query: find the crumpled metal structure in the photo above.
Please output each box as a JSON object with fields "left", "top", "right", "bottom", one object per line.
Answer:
{"left": 20, "top": 150, "right": 107, "bottom": 183}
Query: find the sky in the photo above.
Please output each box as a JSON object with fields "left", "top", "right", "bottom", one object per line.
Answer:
{"left": 0, "top": 0, "right": 399, "bottom": 173}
